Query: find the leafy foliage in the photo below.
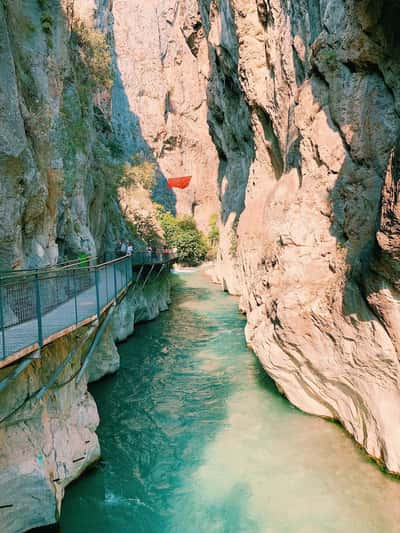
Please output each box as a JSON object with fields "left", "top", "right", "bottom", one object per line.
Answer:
{"left": 120, "top": 155, "right": 156, "bottom": 190}
{"left": 158, "top": 210, "right": 208, "bottom": 266}
{"left": 72, "top": 22, "right": 113, "bottom": 92}
{"left": 208, "top": 213, "right": 220, "bottom": 247}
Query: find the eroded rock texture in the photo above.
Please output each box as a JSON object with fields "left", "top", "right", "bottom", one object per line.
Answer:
{"left": 122, "top": 0, "right": 400, "bottom": 472}
{"left": 111, "top": 0, "right": 220, "bottom": 230}
{"left": 200, "top": 0, "right": 400, "bottom": 473}
{"left": 0, "top": 0, "right": 130, "bottom": 269}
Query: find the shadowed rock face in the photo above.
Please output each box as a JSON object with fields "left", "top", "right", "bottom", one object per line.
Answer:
{"left": 0, "top": 0, "right": 136, "bottom": 270}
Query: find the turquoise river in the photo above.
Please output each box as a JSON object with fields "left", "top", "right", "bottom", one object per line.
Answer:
{"left": 60, "top": 269, "right": 400, "bottom": 532}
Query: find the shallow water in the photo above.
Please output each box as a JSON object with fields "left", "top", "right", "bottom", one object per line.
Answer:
{"left": 61, "top": 270, "right": 400, "bottom": 532}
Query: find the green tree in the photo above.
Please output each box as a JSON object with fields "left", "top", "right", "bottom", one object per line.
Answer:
{"left": 158, "top": 211, "right": 208, "bottom": 266}
{"left": 208, "top": 213, "right": 220, "bottom": 248}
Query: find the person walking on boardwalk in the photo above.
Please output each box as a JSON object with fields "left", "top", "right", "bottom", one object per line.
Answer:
{"left": 127, "top": 242, "right": 134, "bottom": 256}
{"left": 120, "top": 240, "right": 128, "bottom": 256}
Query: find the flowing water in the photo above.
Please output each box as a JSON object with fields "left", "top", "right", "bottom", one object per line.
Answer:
{"left": 61, "top": 270, "right": 400, "bottom": 532}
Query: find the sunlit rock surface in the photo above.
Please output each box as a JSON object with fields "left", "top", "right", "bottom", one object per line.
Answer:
{"left": 199, "top": 0, "right": 400, "bottom": 473}
{"left": 111, "top": 0, "right": 220, "bottom": 230}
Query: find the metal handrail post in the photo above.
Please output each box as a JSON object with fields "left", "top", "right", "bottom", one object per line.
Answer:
{"left": 35, "top": 273, "right": 43, "bottom": 348}
{"left": 0, "top": 285, "right": 6, "bottom": 359}
{"left": 105, "top": 263, "right": 109, "bottom": 302}
{"left": 73, "top": 269, "right": 78, "bottom": 325}
{"left": 95, "top": 269, "right": 101, "bottom": 319}
{"left": 113, "top": 261, "right": 117, "bottom": 299}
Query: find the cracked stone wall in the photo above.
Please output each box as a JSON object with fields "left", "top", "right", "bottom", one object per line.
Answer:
{"left": 0, "top": 0, "right": 129, "bottom": 270}
{"left": 110, "top": 0, "right": 220, "bottom": 231}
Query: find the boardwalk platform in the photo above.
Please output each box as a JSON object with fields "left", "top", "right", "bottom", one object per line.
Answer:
{"left": 0, "top": 253, "right": 176, "bottom": 369}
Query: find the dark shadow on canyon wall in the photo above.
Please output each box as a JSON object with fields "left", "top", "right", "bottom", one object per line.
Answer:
{"left": 110, "top": 42, "right": 177, "bottom": 215}
{"left": 198, "top": 1, "right": 255, "bottom": 226}
{"left": 2, "top": 0, "right": 177, "bottom": 267}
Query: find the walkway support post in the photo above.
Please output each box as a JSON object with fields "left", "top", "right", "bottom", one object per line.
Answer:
{"left": 95, "top": 268, "right": 101, "bottom": 320}
{"left": 35, "top": 272, "right": 43, "bottom": 349}
{"left": 0, "top": 284, "right": 5, "bottom": 360}
{"left": 76, "top": 306, "right": 115, "bottom": 384}
{"left": 142, "top": 264, "right": 155, "bottom": 289}
{"left": 132, "top": 265, "right": 144, "bottom": 292}
{"left": 73, "top": 269, "right": 78, "bottom": 325}
{"left": 113, "top": 261, "right": 117, "bottom": 299}
{"left": 154, "top": 264, "right": 165, "bottom": 281}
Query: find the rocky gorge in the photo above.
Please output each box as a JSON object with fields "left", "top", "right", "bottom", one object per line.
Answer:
{"left": 0, "top": 0, "right": 173, "bottom": 530}
{"left": 116, "top": 0, "right": 400, "bottom": 474}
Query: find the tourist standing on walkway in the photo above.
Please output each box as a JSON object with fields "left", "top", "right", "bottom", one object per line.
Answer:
{"left": 120, "top": 240, "right": 128, "bottom": 256}
{"left": 127, "top": 242, "right": 134, "bottom": 256}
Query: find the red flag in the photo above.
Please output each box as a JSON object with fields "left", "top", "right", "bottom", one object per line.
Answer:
{"left": 167, "top": 176, "right": 192, "bottom": 189}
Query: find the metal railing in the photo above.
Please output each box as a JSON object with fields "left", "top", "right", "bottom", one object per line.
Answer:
{"left": 0, "top": 253, "right": 176, "bottom": 362}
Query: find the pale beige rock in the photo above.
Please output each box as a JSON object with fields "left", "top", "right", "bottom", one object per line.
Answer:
{"left": 112, "top": 0, "right": 220, "bottom": 231}
{"left": 195, "top": 0, "right": 400, "bottom": 473}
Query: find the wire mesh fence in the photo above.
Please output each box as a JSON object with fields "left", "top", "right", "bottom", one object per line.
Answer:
{"left": 0, "top": 253, "right": 176, "bottom": 362}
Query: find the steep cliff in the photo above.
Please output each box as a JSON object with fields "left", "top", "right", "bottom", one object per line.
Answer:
{"left": 0, "top": 0, "right": 132, "bottom": 269}
{"left": 120, "top": 0, "right": 400, "bottom": 474}
{"left": 0, "top": 2, "right": 175, "bottom": 530}
{"left": 110, "top": 0, "right": 220, "bottom": 230}
{"left": 202, "top": 0, "right": 400, "bottom": 473}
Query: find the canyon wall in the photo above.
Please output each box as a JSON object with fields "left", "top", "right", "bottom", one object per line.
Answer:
{"left": 203, "top": 0, "right": 400, "bottom": 473}
{"left": 110, "top": 0, "right": 220, "bottom": 230}
{"left": 0, "top": 0, "right": 132, "bottom": 270}
{"left": 0, "top": 274, "right": 171, "bottom": 533}
{"left": 0, "top": 2, "right": 175, "bottom": 530}
{"left": 122, "top": 0, "right": 400, "bottom": 473}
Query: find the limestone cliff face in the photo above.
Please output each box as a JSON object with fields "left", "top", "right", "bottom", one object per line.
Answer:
{"left": 110, "top": 0, "right": 220, "bottom": 230}
{"left": 122, "top": 0, "right": 400, "bottom": 473}
{"left": 0, "top": 275, "right": 171, "bottom": 532}
{"left": 0, "top": 0, "right": 127, "bottom": 269}
{"left": 200, "top": 0, "right": 400, "bottom": 473}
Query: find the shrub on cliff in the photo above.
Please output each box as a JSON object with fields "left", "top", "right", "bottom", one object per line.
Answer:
{"left": 120, "top": 155, "right": 156, "bottom": 190}
{"left": 158, "top": 211, "right": 208, "bottom": 266}
{"left": 72, "top": 21, "right": 113, "bottom": 98}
